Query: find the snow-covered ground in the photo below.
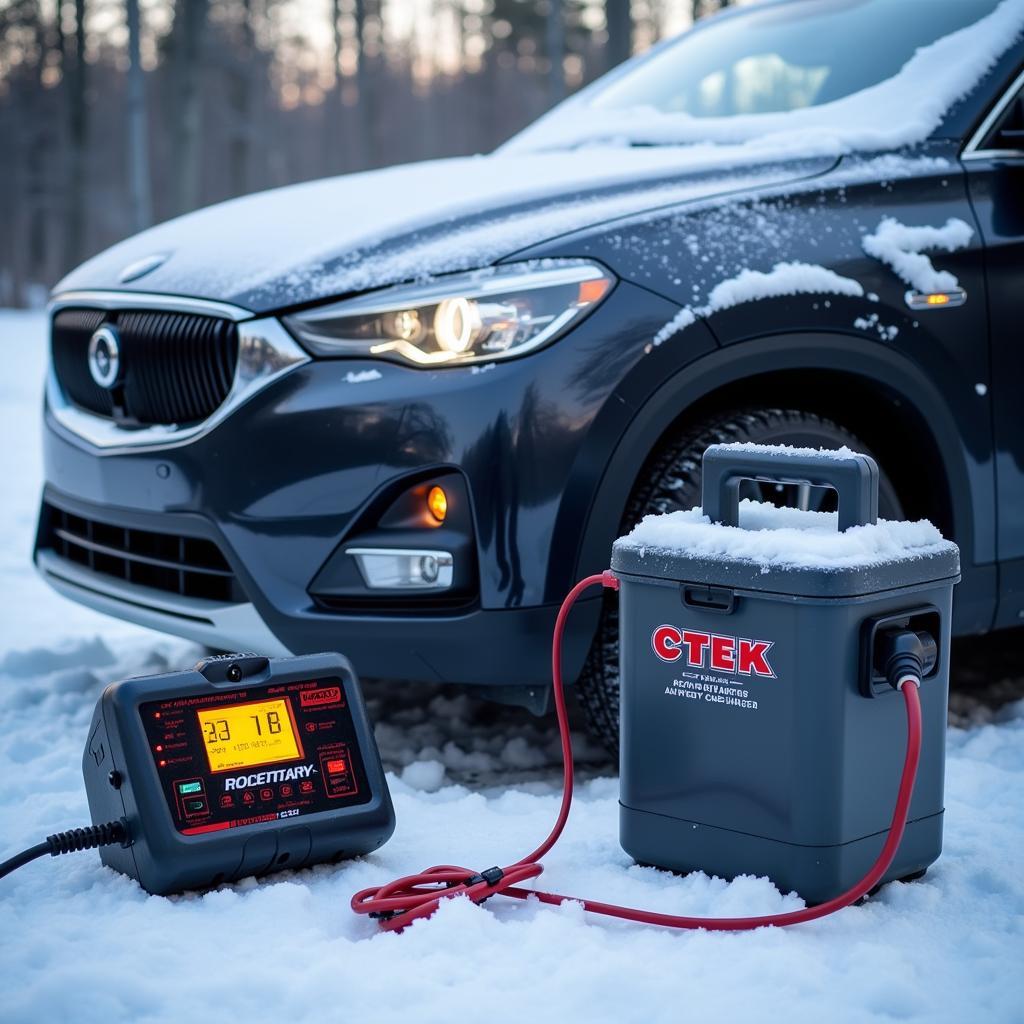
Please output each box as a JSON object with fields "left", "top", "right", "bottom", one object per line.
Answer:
{"left": 1, "top": 310, "right": 1023, "bottom": 1023}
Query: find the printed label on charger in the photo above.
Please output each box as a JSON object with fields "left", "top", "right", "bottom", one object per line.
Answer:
{"left": 299, "top": 686, "right": 343, "bottom": 708}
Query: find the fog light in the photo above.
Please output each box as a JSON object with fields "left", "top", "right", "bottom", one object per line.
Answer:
{"left": 427, "top": 485, "right": 448, "bottom": 523}
{"left": 346, "top": 548, "right": 454, "bottom": 590}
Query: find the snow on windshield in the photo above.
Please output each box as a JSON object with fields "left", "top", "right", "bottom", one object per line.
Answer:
{"left": 505, "top": 0, "right": 1024, "bottom": 157}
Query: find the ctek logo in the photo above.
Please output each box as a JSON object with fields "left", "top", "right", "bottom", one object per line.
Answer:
{"left": 651, "top": 625, "right": 775, "bottom": 678}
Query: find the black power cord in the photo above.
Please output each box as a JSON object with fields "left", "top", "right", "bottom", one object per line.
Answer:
{"left": 0, "top": 821, "right": 128, "bottom": 881}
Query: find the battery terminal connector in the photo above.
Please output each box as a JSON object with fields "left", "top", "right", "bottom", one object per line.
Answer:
{"left": 877, "top": 628, "right": 937, "bottom": 691}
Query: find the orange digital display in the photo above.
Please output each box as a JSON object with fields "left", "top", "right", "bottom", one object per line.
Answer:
{"left": 197, "top": 697, "right": 302, "bottom": 773}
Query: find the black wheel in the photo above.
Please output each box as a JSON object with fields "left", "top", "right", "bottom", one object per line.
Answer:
{"left": 576, "top": 408, "right": 904, "bottom": 754}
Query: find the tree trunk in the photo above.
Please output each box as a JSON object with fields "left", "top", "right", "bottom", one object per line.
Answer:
{"left": 605, "top": 0, "right": 632, "bottom": 70}
{"left": 66, "top": 0, "right": 88, "bottom": 269}
{"left": 126, "top": 0, "right": 152, "bottom": 231}
{"left": 230, "top": 0, "right": 256, "bottom": 196}
{"left": 354, "top": 0, "right": 376, "bottom": 167}
{"left": 328, "top": 0, "right": 342, "bottom": 171}
{"left": 546, "top": 0, "right": 565, "bottom": 107}
{"left": 172, "top": 0, "right": 208, "bottom": 216}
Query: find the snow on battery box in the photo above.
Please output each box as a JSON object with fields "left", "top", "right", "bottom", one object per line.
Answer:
{"left": 610, "top": 443, "right": 960, "bottom": 904}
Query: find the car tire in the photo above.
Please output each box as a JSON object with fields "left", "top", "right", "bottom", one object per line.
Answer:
{"left": 575, "top": 408, "right": 905, "bottom": 754}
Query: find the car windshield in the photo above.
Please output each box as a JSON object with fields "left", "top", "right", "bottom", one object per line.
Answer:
{"left": 590, "top": 0, "right": 1005, "bottom": 119}
{"left": 503, "top": 0, "right": 1021, "bottom": 154}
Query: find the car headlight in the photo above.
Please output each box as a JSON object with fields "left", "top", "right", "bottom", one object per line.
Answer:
{"left": 283, "top": 261, "right": 614, "bottom": 367}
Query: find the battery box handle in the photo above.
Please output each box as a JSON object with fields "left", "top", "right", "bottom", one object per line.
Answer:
{"left": 682, "top": 584, "right": 736, "bottom": 614}
{"left": 701, "top": 445, "right": 880, "bottom": 532}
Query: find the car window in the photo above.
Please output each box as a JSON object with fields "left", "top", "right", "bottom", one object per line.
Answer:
{"left": 591, "top": 0, "right": 1006, "bottom": 119}
{"left": 976, "top": 75, "right": 1024, "bottom": 152}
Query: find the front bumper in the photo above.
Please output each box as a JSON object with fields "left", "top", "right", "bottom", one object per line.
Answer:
{"left": 35, "top": 282, "right": 675, "bottom": 691}
{"left": 35, "top": 546, "right": 290, "bottom": 656}
{"left": 34, "top": 484, "right": 596, "bottom": 697}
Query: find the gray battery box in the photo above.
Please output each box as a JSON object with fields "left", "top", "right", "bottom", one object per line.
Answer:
{"left": 611, "top": 444, "right": 960, "bottom": 904}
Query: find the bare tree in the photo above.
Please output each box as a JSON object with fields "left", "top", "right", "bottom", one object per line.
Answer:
{"left": 546, "top": 0, "right": 566, "bottom": 105}
{"left": 328, "top": 0, "right": 343, "bottom": 170}
{"left": 126, "top": 0, "right": 152, "bottom": 231}
{"left": 66, "top": 0, "right": 88, "bottom": 267}
{"left": 354, "top": 0, "right": 374, "bottom": 167}
{"left": 230, "top": 0, "right": 257, "bottom": 196}
{"left": 170, "top": 0, "right": 208, "bottom": 215}
{"left": 605, "top": 0, "right": 632, "bottom": 69}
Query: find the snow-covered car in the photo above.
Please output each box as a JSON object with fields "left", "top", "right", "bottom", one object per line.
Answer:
{"left": 35, "top": 0, "right": 1024, "bottom": 748}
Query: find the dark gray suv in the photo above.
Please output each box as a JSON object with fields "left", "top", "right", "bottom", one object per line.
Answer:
{"left": 36, "top": 0, "right": 1024, "bottom": 746}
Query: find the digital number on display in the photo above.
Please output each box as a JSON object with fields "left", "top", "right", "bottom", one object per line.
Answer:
{"left": 197, "top": 698, "right": 303, "bottom": 773}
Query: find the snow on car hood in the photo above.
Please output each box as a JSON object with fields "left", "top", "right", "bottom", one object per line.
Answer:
{"left": 55, "top": 149, "right": 835, "bottom": 314}
{"left": 56, "top": 0, "right": 1023, "bottom": 315}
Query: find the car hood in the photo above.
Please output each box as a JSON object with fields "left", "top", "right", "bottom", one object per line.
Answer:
{"left": 56, "top": 149, "right": 835, "bottom": 314}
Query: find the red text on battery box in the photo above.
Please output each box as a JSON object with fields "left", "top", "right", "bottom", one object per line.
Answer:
{"left": 651, "top": 626, "right": 775, "bottom": 677}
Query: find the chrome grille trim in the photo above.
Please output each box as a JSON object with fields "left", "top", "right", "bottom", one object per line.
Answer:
{"left": 47, "top": 292, "right": 310, "bottom": 451}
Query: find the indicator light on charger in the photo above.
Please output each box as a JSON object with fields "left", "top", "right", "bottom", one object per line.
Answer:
{"left": 427, "top": 485, "right": 448, "bottom": 523}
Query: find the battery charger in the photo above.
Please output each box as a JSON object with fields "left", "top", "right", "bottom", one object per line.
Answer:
{"left": 1, "top": 651, "right": 394, "bottom": 895}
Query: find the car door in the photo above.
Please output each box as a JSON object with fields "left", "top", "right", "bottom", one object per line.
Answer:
{"left": 963, "top": 66, "right": 1024, "bottom": 630}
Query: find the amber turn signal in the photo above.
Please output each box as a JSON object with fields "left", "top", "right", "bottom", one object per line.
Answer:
{"left": 427, "top": 485, "right": 448, "bottom": 523}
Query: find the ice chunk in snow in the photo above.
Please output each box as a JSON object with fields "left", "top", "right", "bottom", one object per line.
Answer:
{"left": 653, "top": 262, "right": 863, "bottom": 345}
{"left": 399, "top": 760, "right": 447, "bottom": 792}
{"left": 862, "top": 217, "right": 974, "bottom": 293}
{"left": 617, "top": 499, "right": 955, "bottom": 571}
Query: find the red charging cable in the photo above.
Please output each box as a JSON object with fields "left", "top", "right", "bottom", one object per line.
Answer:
{"left": 352, "top": 571, "right": 924, "bottom": 933}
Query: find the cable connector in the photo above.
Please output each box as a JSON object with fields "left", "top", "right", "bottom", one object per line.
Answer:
{"left": 1, "top": 819, "right": 129, "bottom": 883}
{"left": 601, "top": 570, "right": 619, "bottom": 591}
{"left": 46, "top": 821, "right": 128, "bottom": 857}
{"left": 465, "top": 866, "right": 505, "bottom": 888}
{"left": 876, "top": 628, "right": 937, "bottom": 691}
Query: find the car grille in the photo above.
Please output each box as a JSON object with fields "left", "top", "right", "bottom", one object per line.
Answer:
{"left": 52, "top": 307, "right": 239, "bottom": 426}
{"left": 40, "top": 502, "right": 245, "bottom": 604}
